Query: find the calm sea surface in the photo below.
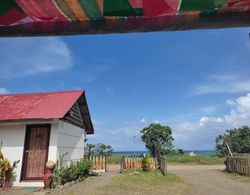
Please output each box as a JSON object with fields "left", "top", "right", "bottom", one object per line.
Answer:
{"left": 113, "top": 150, "right": 216, "bottom": 156}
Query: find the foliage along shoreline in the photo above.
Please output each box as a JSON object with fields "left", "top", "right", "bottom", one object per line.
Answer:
{"left": 112, "top": 150, "right": 216, "bottom": 157}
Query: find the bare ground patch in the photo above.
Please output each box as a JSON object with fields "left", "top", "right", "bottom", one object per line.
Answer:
{"left": 169, "top": 165, "right": 250, "bottom": 195}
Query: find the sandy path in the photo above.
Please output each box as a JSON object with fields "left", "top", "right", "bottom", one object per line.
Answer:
{"left": 50, "top": 164, "right": 120, "bottom": 195}
{"left": 168, "top": 165, "right": 250, "bottom": 195}
{"left": 0, "top": 165, "right": 120, "bottom": 195}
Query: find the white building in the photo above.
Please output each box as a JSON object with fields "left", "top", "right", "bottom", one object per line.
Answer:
{"left": 0, "top": 90, "right": 94, "bottom": 187}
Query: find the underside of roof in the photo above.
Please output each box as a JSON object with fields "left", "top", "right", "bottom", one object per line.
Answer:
{"left": 0, "top": 90, "right": 94, "bottom": 134}
{"left": 0, "top": 0, "right": 250, "bottom": 37}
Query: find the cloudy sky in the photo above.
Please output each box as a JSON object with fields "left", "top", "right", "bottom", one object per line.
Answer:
{"left": 1, "top": 28, "right": 250, "bottom": 151}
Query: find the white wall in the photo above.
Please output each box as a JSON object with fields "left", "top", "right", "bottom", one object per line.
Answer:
{"left": 0, "top": 120, "right": 86, "bottom": 187}
{"left": 0, "top": 121, "right": 58, "bottom": 187}
{"left": 57, "top": 120, "right": 85, "bottom": 166}
{"left": 0, "top": 124, "right": 26, "bottom": 187}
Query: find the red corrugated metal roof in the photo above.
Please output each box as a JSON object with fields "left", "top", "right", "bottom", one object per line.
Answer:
{"left": 0, "top": 90, "right": 83, "bottom": 121}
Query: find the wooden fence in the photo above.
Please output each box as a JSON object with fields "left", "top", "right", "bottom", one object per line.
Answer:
{"left": 120, "top": 156, "right": 156, "bottom": 172}
{"left": 85, "top": 155, "right": 106, "bottom": 172}
{"left": 160, "top": 156, "right": 167, "bottom": 175}
{"left": 226, "top": 156, "right": 250, "bottom": 176}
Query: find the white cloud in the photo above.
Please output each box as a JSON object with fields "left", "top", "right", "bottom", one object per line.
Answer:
{"left": 208, "top": 74, "right": 237, "bottom": 82}
{"left": 88, "top": 120, "right": 147, "bottom": 151}
{"left": 191, "top": 74, "right": 250, "bottom": 96}
{"left": 140, "top": 118, "right": 146, "bottom": 123}
{"left": 0, "top": 88, "right": 8, "bottom": 94}
{"left": 0, "top": 37, "right": 73, "bottom": 79}
{"left": 90, "top": 93, "right": 250, "bottom": 150}
{"left": 201, "top": 106, "right": 216, "bottom": 114}
{"left": 226, "top": 99, "right": 235, "bottom": 106}
{"left": 173, "top": 93, "right": 250, "bottom": 149}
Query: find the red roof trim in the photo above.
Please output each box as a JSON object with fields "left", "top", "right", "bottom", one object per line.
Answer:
{"left": 0, "top": 90, "right": 94, "bottom": 134}
{"left": 0, "top": 89, "right": 84, "bottom": 97}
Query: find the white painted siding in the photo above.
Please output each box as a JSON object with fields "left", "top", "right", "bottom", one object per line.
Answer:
{"left": 0, "top": 121, "right": 58, "bottom": 187}
{"left": 0, "top": 120, "right": 86, "bottom": 187}
{"left": 0, "top": 124, "right": 26, "bottom": 187}
{"left": 57, "top": 120, "right": 85, "bottom": 166}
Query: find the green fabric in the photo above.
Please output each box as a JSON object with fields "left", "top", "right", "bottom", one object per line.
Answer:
{"left": 78, "top": 0, "right": 103, "bottom": 19}
{"left": 104, "top": 0, "right": 137, "bottom": 16}
{"left": 134, "top": 8, "right": 143, "bottom": 16}
{"left": 54, "top": 0, "right": 78, "bottom": 20}
{"left": 0, "top": 0, "right": 22, "bottom": 15}
{"left": 214, "top": 0, "right": 227, "bottom": 8}
{"left": 180, "top": 0, "right": 216, "bottom": 12}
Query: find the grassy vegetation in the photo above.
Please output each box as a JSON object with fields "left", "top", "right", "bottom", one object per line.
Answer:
{"left": 167, "top": 154, "right": 225, "bottom": 165}
{"left": 106, "top": 156, "right": 121, "bottom": 164}
{"left": 221, "top": 170, "right": 250, "bottom": 182}
{"left": 107, "top": 154, "right": 225, "bottom": 165}
{"left": 95, "top": 170, "right": 195, "bottom": 194}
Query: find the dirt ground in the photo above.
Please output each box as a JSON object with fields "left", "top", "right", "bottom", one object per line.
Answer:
{"left": 168, "top": 165, "right": 250, "bottom": 195}
{"left": 1, "top": 164, "right": 250, "bottom": 195}
{"left": 49, "top": 165, "right": 120, "bottom": 195}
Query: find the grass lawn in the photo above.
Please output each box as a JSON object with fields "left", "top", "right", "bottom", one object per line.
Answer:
{"left": 107, "top": 155, "right": 225, "bottom": 165}
{"left": 107, "top": 156, "right": 121, "bottom": 164}
{"left": 167, "top": 154, "right": 225, "bottom": 165}
{"left": 94, "top": 170, "right": 196, "bottom": 195}
{"left": 221, "top": 170, "right": 250, "bottom": 183}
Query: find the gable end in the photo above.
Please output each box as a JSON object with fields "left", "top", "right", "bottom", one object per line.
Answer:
{"left": 63, "top": 101, "right": 84, "bottom": 129}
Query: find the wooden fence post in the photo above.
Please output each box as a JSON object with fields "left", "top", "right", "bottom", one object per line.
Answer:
{"left": 160, "top": 156, "right": 167, "bottom": 175}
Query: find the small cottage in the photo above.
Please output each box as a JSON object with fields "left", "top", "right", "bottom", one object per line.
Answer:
{"left": 0, "top": 90, "right": 94, "bottom": 187}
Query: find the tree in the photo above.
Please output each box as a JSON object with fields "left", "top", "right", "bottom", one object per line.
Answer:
{"left": 95, "top": 143, "right": 113, "bottom": 156}
{"left": 86, "top": 144, "right": 96, "bottom": 157}
{"left": 85, "top": 143, "right": 113, "bottom": 156}
{"left": 140, "top": 123, "right": 174, "bottom": 163}
{"left": 215, "top": 126, "right": 250, "bottom": 156}
{"left": 178, "top": 148, "right": 185, "bottom": 155}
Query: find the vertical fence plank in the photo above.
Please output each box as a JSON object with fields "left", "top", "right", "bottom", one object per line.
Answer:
{"left": 120, "top": 155, "right": 156, "bottom": 172}
{"left": 226, "top": 156, "right": 250, "bottom": 176}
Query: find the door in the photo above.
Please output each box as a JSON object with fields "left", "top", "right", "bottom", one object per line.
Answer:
{"left": 21, "top": 124, "right": 51, "bottom": 181}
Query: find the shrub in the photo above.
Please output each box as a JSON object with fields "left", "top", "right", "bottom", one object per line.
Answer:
{"left": 0, "top": 150, "right": 20, "bottom": 189}
{"left": 141, "top": 155, "right": 152, "bottom": 171}
{"left": 50, "top": 155, "right": 92, "bottom": 188}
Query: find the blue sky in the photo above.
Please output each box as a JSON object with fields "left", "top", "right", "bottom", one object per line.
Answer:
{"left": 1, "top": 27, "right": 250, "bottom": 151}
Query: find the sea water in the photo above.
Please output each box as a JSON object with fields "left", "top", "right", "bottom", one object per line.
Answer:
{"left": 112, "top": 150, "right": 216, "bottom": 157}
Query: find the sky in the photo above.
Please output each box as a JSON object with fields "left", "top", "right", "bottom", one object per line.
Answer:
{"left": 1, "top": 27, "right": 250, "bottom": 151}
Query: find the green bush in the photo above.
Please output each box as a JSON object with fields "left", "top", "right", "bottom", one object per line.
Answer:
{"left": 50, "top": 157, "right": 92, "bottom": 188}
{"left": 141, "top": 155, "right": 152, "bottom": 171}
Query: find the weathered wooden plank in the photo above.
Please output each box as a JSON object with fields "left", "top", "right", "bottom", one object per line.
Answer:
{"left": 226, "top": 156, "right": 250, "bottom": 176}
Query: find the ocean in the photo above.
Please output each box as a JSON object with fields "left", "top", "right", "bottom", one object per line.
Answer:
{"left": 113, "top": 150, "right": 216, "bottom": 157}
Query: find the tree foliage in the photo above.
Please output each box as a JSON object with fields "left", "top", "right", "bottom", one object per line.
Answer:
{"left": 140, "top": 123, "right": 174, "bottom": 162}
{"left": 215, "top": 126, "right": 250, "bottom": 156}
{"left": 86, "top": 143, "right": 113, "bottom": 156}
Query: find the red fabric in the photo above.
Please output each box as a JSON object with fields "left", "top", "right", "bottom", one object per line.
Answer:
{"left": 128, "top": 0, "right": 143, "bottom": 8}
{"left": 15, "top": 0, "right": 67, "bottom": 21}
{"left": 0, "top": 90, "right": 84, "bottom": 121}
{"left": 0, "top": 8, "right": 26, "bottom": 26}
{"left": 143, "top": 0, "right": 177, "bottom": 17}
{"left": 226, "top": 0, "right": 250, "bottom": 11}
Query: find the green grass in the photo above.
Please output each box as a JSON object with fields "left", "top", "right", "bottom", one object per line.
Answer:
{"left": 96, "top": 170, "right": 195, "bottom": 194}
{"left": 221, "top": 170, "right": 250, "bottom": 182}
{"left": 107, "top": 155, "right": 225, "bottom": 165}
{"left": 106, "top": 156, "right": 121, "bottom": 164}
{"left": 167, "top": 154, "right": 225, "bottom": 165}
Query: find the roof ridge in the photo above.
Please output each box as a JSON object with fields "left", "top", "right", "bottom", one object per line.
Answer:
{"left": 0, "top": 89, "right": 84, "bottom": 96}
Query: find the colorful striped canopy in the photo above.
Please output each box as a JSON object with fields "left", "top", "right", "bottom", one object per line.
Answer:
{"left": 0, "top": 0, "right": 250, "bottom": 37}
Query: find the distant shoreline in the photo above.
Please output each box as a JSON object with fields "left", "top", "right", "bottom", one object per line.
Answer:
{"left": 112, "top": 150, "right": 216, "bottom": 157}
